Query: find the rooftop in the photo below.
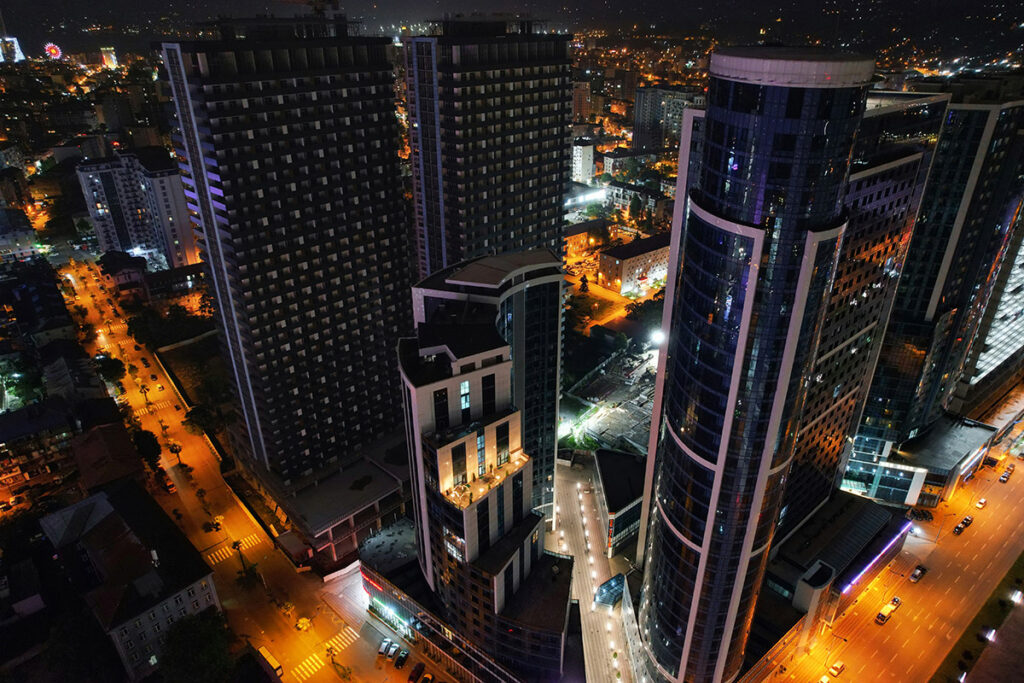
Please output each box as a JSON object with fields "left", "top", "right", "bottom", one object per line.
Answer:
{"left": 357, "top": 517, "right": 419, "bottom": 576}
{"left": 601, "top": 232, "right": 672, "bottom": 261}
{"left": 475, "top": 512, "right": 543, "bottom": 576}
{"left": 594, "top": 449, "right": 645, "bottom": 513}
{"left": 501, "top": 552, "right": 574, "bottom": 633}
{"left": 767, "top": 491, "right": 892, "bottom": 590}
{"left": 285, "top": 458, "right": 402, "bottom": 536}
{"left": 0, "top": 397, "right": 73, "bottom": 443}
{"left": 39, "top": 481, "right": 210, "bottom": 630}
{"left": 715, "top": 46, "right": 871, "bottom": 63}
{"left": 0, "top": 208, "right": 32, "bottom": 236}
{"left": 893, "top": 413, "right": 996, "bottom": 474}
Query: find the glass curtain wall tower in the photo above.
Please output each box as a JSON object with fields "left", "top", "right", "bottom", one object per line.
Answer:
{"left": 636, "top": 48, "right": 875, "bottom": 683}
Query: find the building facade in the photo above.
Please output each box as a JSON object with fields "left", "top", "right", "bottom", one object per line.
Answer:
{"left": 571, "top": 139, "right": 595, "bottom": 184}
{"left": 162, "top": 17, "right": 412, "bottom": 568}
{"left": 856, "top": 97, "right": 1024, "bottom": 459}
{"left": 775, "top": 92, "right": 948, "bottom": 541}
{"left": 597, "top": 232, "right": 671, "bottom": 296}
{"left": 636, "top": 48, "right": 875, "bottom": 683}
{"left": 393, "top": 275, "right": 572, "bottom": 680}
{"left": 77, "top": 148, "right": 199, "bottom": 268}
{"left": 633, "top": 86, "right": 706, "bottom": 152}
{"left": 405, "top": 19, "right": 571, "bottom": 279}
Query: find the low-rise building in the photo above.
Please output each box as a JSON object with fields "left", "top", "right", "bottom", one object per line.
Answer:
{"left": 564, "top": 219, "right": 608, "bottom": 261}
{"left": 0, "top": 209, "right": 36, "bottom": 262}
{"left": 592, "top": 449, "right": 645, "bottom": 557}
{"left": 40, "top": 482, "right": 219, "bottom": 681}
{"left": 0, "top": 398, "right": 76, "bottom": 507}
{"left": 597, "top": 232, "right": 671, "bottom": 296}
{"left": 601, "top": 148, "right": 655, "bottom": 176}
{"left": 606, "top": 180, "right": 671, "bottom": 220}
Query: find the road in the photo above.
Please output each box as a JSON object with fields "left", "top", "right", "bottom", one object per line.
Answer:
{"left": 765, "top": 403, "right": 1024, "bottom": 683}
{"left": 552, "top": 458, "right": 633, "bottom": 683}
{"left": 60, "top": 257, "right": 444, "bottom": 683}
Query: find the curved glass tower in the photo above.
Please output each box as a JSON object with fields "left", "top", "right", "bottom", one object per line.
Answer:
{"left": 638, "top": 47, "right": 875, "bottom": 682}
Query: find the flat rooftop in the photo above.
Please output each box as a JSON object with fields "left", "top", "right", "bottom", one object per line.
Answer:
{"left": 501, "top": 552, "right": 574, "bottom": 633}
{"left": 358, "top": 517, "right": 419, "bottom": 576}
{"left": 892, "top": 413, "right": 996, "bottom": 474}
{"left": 595, "top": 449, "right": 645, "bottom": 513}
{"left": 475, "top": 512, "right": 543, "bottom": 576}
{"left": 287, "top": 458, "right": 402, "bottom": 536}
{"left": 767, "top": 491, "right": 892, "bottom": 590}
{"left": 602, "top": 232, "right": 672, "bottom": 261}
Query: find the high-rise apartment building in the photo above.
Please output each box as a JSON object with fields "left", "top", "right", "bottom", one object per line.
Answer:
{"left": 855, "top": 93, "right": 1024, "bottom": 460}
{"left": 571, "top": 138, "right": 595, "bottom": 183}
{"left": 573, "top": 80, "right": 592, "bottom": 121}
{"left": 77, "top": 148, "right": 200, "bottom": 268}
{"left": 412, "top": 250, "right": 564, "bottom": 520}
{"left": 636, "top": 48, "right": 875, "bottom": 682}
{"left": 632, "top": 86, "right": 705, "bottom": 152}
{"left": 384, "top": 255, "right": 572, "bottom": 679}
{"left": 162, "top": 17, "right": 411, "bottom": 567}
{"left": 774, "top": 91, "right": 948, "bottom": 541}
{"left": 405, "top": 18, "right": 571, "bottom": 279}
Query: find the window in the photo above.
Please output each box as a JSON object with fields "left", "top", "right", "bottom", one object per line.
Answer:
{"left": 477, "top": 431, "right": 486, "bottom": 476}
{"left": 452, "top": 443, "right": 467, "bottom": 486}
{"left": 460, "top": 380, "right": 471, "bottom": 423}
{"left": 482, "top": 374, "right": 495, "bottom": 414}
{"left": 433, "top": 388, "right": 449, "bottom": 432}
{"left": 496, "top": 422, "right": 510, "bottom": 466}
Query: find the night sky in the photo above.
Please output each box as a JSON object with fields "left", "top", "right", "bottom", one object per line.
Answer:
{"left": 1, "top": 0, "right": 1021, "bottom": 56}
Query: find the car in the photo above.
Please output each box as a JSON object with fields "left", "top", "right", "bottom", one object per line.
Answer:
{"left": 134, "top": 344, "right": 141, "bottom": 350}
{"left": 909, "top": 565, "right": 927, "bottom": 583}
{"left": 953, "top": 524, "right": 965, "bottom": 535}
{"left": 157, "top": 384, "right": 165, "bottom": 391}
{"left": 395, "top": 650, "right": 409, "bottom": 668}
{"left": 890, "top": 596, "right": 901, "bottom": 608}
{"left": 162, "top": 478, "right": 177, "bottom": 494}
{"left": 976, "top": 498, "right": 987, "bottom": 509}
{"left": 420, "top": 676, "right": 433, "bottom": 683}
{"left": 1008, "top": 463, "right": 1016, "bottom": 472}
{"left": 174, "top": 404, "right": 181, "bottom": 411}
{"left": 876, "top": 602, "right": 897, "bottom": 624}
{"left": 140, "top": 358, "right": 150, "bottom": 367}
{"left": 150, "top": 374, "right": 158, "bottom": 381}
{"left": 1000, "top": 472, "right": 1010, "bottom": 483}
{"left": 378, "top": 638, "right": 392, "bottom": 655}
{"left": 962, "top": 516, "right": 974, "bottom": 527}
{"left": 407, "top": 663, "right": 425, "bottom": 682}
{"left": 386, "top": 643, "right": 400, "bottom": 660}
{"left": 818, "top": 676, "right": 831, "bottom": 683}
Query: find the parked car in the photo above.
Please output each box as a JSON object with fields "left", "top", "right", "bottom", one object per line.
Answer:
{"left": 157, "top": 384, "right": 165, "bottom": 391}
{"left": 378, "top": 638, "right": 392, "bottom": 656}
{"left": 408, "top": 663, "right": 425, "bottom": 682}
{"left": 150, "top": 374, "right": 158, "bottom": 381}
{"left": 386, "top": 643, "right": 400, "bottom": 660}
{"left": 395, "top": 650, "right": 410, "bottom": 668}
{"left": 420, "top": 675, "right": 434, "bottom": 683}
{"left": 909, "top": 565, "right": 927, "bottom": 583}
{"left": 828, "top": 660, "right": 846, "bottom": 676}
{"left": 134, "top": 344, "right": 142, "bottom": 350}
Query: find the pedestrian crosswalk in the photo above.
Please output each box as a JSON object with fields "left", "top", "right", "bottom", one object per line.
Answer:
{"left": 292, "top": 653, "right": 325, "bottom": 681}
{"left": 133, "top": 400, "right": 173, "bottom": 417}
{"left": 322, "top": 625, "right": 359, "bottom": 653}
{"left": 204, "top": 533, "right": 262, "bottom": 565}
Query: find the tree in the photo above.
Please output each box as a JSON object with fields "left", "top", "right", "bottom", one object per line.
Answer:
{"left": 614, "top": 332, "right": 629, "bottom": 351}
{"left": 183, "top": 404, "right": 233, "bottom": 435}
{"left": 95, "top": 356, "right": 126, "bottom": 383}
{"left": 160, "top": 608, "right": 235, "bottom": 683}
{"left": 628, "top": 195, "right": 643, "bottom": 220}
{"left": 127, "top": 363, "right": 139, "bottom": 377}
{"left": 80, "top": 322, "right": 97, "bottom": 344}
{"left": 132, "top": 429, "right": 162, "bottom": 471}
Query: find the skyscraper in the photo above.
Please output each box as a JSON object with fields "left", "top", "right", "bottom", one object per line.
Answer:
{"left": 856, "top": 94, "right": 1024, "bottom": 460}
{"left": 162, "top": 16, "right": 411, "bottom": 567}
{"left": 636, "top": 48, "right": 875, "bottom": 682}
{"left": 775, "top": 91, "right": 948, "bottom": 540}
{"left": 405, "top": 18, "right": 571, "bottom": 279}
{"left": 412, "top": 250, "right": 564, "bottom": 520}
{"left": 632, "top": 86, "right": 705, "bottom": 152}
{"left": 388, "top": 252, "right": 573, "bottom": 679}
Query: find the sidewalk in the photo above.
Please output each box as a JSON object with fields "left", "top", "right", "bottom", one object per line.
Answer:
{"left": 954, "top": 587, "right": 1024, "bottom": 682}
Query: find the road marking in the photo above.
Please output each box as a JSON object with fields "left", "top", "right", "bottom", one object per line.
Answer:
{"left": 293, "top": 653, "right": 325, "bottom": 681}
{"left": 204, "top": 534, "right": 262, "bottom": 565}
{"left": 323, "top": 626, "right": 359, "bottom": 652}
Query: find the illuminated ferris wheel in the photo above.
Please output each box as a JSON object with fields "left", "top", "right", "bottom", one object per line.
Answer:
{"left": 43, "top": 42, "right": 62, "bottom": 60}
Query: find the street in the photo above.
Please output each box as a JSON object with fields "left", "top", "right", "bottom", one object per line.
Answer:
{"left": 767, "top": 390, "right": 1024, "bottom": 683}
{"left": 60, "top": 257, "right": 444, "bottom": 683}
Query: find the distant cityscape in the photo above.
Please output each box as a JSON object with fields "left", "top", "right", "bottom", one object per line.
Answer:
{"left": 0, "top": 3, "right": 1023, "bottom": 683}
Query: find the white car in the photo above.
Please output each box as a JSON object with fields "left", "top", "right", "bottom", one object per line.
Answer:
{"left": 829, "top": 660, "right": 846, "bottom": 676}
{"left": 976, "top": 498, "right": 987, "bottom": 509}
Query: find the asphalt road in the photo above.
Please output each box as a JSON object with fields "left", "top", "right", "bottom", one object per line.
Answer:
{"left": 768, "top": 425, "right": 1024, "bottom": 683}
{"left": 61, "top": 257, "right": 447, "bottom": 683}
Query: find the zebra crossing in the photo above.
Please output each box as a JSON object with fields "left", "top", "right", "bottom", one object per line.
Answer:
{"left": 204, "top": 533, "right": 262, "bottom": 566}
{"left": 322, "top": 626, "right": 359, "bottom": 653}
{"left": 292, "top": 628, "right": 359, "bottom": 681}
{"left": 292, "top": 653, "right": 325, "bottom": 681}
{"left": 133, "top": 400, "right": 173, "bottom": 417}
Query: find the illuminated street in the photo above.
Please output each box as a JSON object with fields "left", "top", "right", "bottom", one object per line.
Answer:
{"left": 59, "top": 258, "right": 444, "bottom": 683}
{"left": 756, "top": 391, "right": 1024, "bottom": 683}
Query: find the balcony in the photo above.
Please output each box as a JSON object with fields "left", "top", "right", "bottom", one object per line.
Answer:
{"left": 443, "top": 449, "right": 528, "bottom": 510}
